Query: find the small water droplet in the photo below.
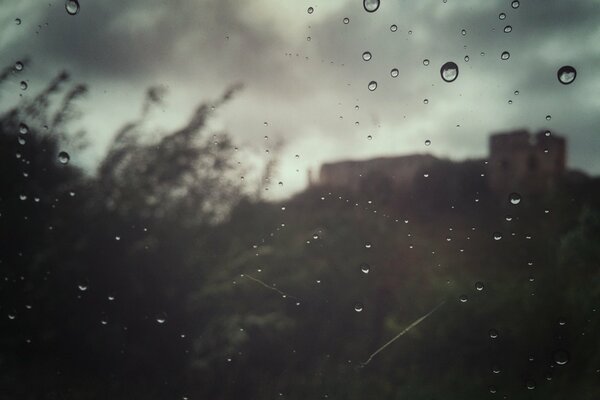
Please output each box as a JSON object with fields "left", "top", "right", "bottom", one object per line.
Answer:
{"left": 156, "top": 315, "right": 167, "bottom": 324}
{"left": 499, "top": 12, "right": 506, "bottom": 20}
{"left": 546, "top": 114, "right": 552, "bottom": 121}
{"left": 390, "top": 24, "right": 397, "bottom": 32}
{"left": 509, "top": 192, "right": 521, "bottom": 205}
{"left": 475, "top": 281, "right": 484, "bottom": 291}
{"left": 423, "top": 98, "right": 429, "bottom": 104}
{"left": 493, "top": 232, "right": 503, "bottom": 240}
{"left": 20, "top": 81, "right": 28, "bottom": 90}
{"left": 58, "top": 151, "right": 70, "bottom": 164}
{"left": 504, "top": 25, "right": 512, "bottom": 33}
{"left": 367, "top": 81, "right": 377, "bottom": 91}
{"left": 362, "top": 51, "right": 372, "bottom": 61}
{"left": 526, "top": 380, "right": 536, "bottom": 390}
{"left": 501, "top": 51, "right": 510, "bottom": 60}
{"left": 459, "top": 294, "right": 468, "bottom": 303}
{"left": 65, "top": 0, "right": 80, "bottom": 15}
{"left": 307, "top": 6, "right": 314, "bottom": 14}
{"left": 461, "top": 29, "right": 466, "bottom": 36}
{"left": 464, "top": 55, "right": 470, "bottom": 62}
{"left": 363, "top": 0, "right": 380, "bottom": 12}
{"left": 343, "top": 17, "right": 349, "bottom": 24}
{"left": 440, "top": 61, "right": 459, "bottom": 82}
{"left": 514, "top": 90, "right": 519, "bottom": 95}
{"left": 489, "top": 385, "right": 497, "bottom": 394}
{"left": 489, "top": 328, "right": 499, "bottom": 339}
{"left": 390, "top": 68, "right": 399, "bottom": 78}
{"left": 511, "top": 0, "right": 520, "bottom": 9}
{"left": 423, "top": 59, "right": 430, "bottom": 66}
{"left": 15, "top": 18, "right": 22, "bottom": 25}
{"left": 367, "top": 135, "right": 372, "bottom": 140}
{"left": 19, "top": 123, "right": 29, "bottom": 134}
{"left": 78, "top": 284, "right": 88, "bottom": 291}
{"left": 364, "top": 242, "right": 372, "bottom": 249}
{"left": 557, "top": 65, "right": 576, "bottom": 85}
{"left": 360, "top": 263, "right": 370, "bottom": 274}
{"left": 425, "top": 139, "right": 431, "bottom": 146}
{"left": 14, "top": 61, "right": 23, "bottom": 71}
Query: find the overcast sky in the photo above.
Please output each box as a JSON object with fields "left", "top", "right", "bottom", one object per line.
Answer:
{"left": 1, "top": 0, "right": 599, "bottom": 197}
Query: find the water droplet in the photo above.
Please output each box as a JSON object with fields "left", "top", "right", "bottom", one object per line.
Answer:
{"left": 501, "top": 51, "right": 510, "bottom": 60}
{"left": 423, "top": 59, "right": 430, "bottom": 66}
{"left": 425, "top": 139, "right": 431, "bottom": 146}
{"left": 65, "top": 0, "right": 80, "bottom": 15}
{"left": 354, "top": 303, "right": 364, "bottom": 312}
{"left": 514, "top": 90, "right": 519, "bottom": 95}
{"left": 558, "top": 317, "right": 566, "bottom": 326}
{"left": 489, "top": 385, "right": 497, "bottom": 394}
{"left": 343, "top": 17, "right": 349, "bottom": 24}
{"left": 440, "top": 61, "right": 459, "bottom": 82}
{"left": 475, "top": 281, "right": 484, "bottom": 291}
{"left": 19, "top": 123, "right": 29, "bottom": 134}
{"left": 390, "top": 24, "right": 397, "bottom": 32}
{"left": 493, "top": 232, "right": 503, "bottom": 240}
{"left": 367, "top": 81, "right": 377, "bottom": 91}
{"left": 464, "top": 55, "right": 470, "bottom": 62}
{"left": 557, "top": 65, "right": 576, "bottom": 85}
{"left": 362, "top": 51, "right": 372, "bottom": 61}
{"left": 108, "top": 295, "right": 115, "bottom": 301}
{"left": 545, "top": 130, "right": 551, "bottom": 137}
{"left": 504, "top": 25, "right": 512, "bottom": 33}
{"left": 156, "top": 315, "right": 167, "bottom": 324}
{"left": 364, "top": 242, "right": 372, "bottom": 249}
{"left": 461, "top": 29, "right": 466, "bottom": 36}
{"left": 360, "top": 263, "right": 370, "bottom": 274}
{"left": 459, "top": 294, "right": 468, "bottom": 303}
{"left": 511, "top": 0, "right": 520, "bottom": 9}
{"left": 20, "top": 81, "right": 28, "bottom": 90}
{"left": 423, "top": 99, "right": 429, "bottom": 104}
{"left": 499, "top": 12, "right": 506, "bottom": 20}
{"left": 363, "top": 0, "right": 380, "bottom": 12}
{"left": 526, "top": 380, "right": 535, "bottom": 390}
{"left": 546, "top": 114, "right": 552, "bottom": 121}
{"left": 390, "top": 68, "right": 399, "bottom": 78}
{"left": 58, "top": 151, "right": 70, "bottom": 165}
{"left": 367, "top": 135, "right": 372, "bottom": 140}
{"left": 509, "top": 192, "right": 521, "bottom": 205}
{"left": 553, "top": 349, "right": 569, "bottom": 365}
{"left": 15, "top": 18, "right": 22, "bottom": 25}
{"left": 489, "top": 328, "right": 499, "bottom": 339}
{"left": 14, "top": 61, "right": 23, "bottom": 71}
{"left": 78, "top": 284, "right": 88, "bottom": 291}
{"left": 307, "top": 6, "right": 314, "bottom": 14}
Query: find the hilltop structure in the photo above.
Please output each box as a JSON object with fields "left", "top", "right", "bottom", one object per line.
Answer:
{"left": 312, "top": 130, "right": 567, "bottom": 195}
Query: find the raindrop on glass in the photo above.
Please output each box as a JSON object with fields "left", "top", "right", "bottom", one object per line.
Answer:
{"left": 526, "top": 380, "right": 536, "bottom": 390}
{"left": 364, "top": 242, "right": 372, "bottom": 249}
{"left": 489, "top": 329, "right": 499, "bottom": 339}
{"left": 546, "top": 114, "right": 551, "bottom": 121}
{"left": 362, "top": 51, "right": 372, "bottom": 61}
{"left": 19, "top": 123, "right": 29, "bottom": 134}
{"left": 440, "top": 61, "right": 459, "bottom": 82}
{"left": 363, "top": 0, "right": 380, "bottom": 13}
{"left": 20, "top": 81, "right": 28, "bottom": 90}
{"left": 307, "top": 6, "right": 314, "bottom": 14}
{"left": 557, "top": 65, "right": 576, "bottom": 85}
{"left": 425, "top": 139, "right": 431, "bottom": 146}
{"left": 58, "top": 151, "right": 70, "bottom": 165}
{"left": 475, "top": 281, "right": 484, "bottom": 291}
{"left": 459, "top": 295, "right": 468, "bottom": 303}
{"left": 360, "top": 263, "right": 370, "bottom": 274}
{"left": 509, "top": 192, "right": 521, "bottom": 205}
{"left": 343, "top": 17, "right": 349, "bottom": 24}
{"left": 464, "top": 55, "right": 470, "bottom": 62}
{"left": 14, "top": 61, "right": 23, "bottom": 71}
{"left": 423, "top": 59, "right": 430, "bottom": 66}
{"left": 461, "top": 29, "right": 466, "bottom": 36}
{"left": 390, "top": 24, "right": 397, "bottom": 32}
{"left": 553, "top": 349, "right": 569, "bottom": 365}
{"left": 504, "top": 25, "right": 512, "bottom": 33}
{"left": 367, "top": 81, "right": 377, "bottom": 91}
{"left": 15, "top": 18, "right": 22, "bottom": 25}
{"left": 390, "top": 68, "right": 399, "bottom": 78}
{"left": 78, "top": 284, "right": 88, "bottom": 291}
{"left": 354, "top": 303, "right": 364, "bottom": 312}
{"left": 493, "top": 232, "right": 503, "bottom": 241}
{"left": 501, "top": 51, "right": 510, "bottom": 60}
{"left": 511, "top": 0, "right": 520, "bottom": 9}
{"left": 65, "top": 0, "right": 80, "bottom": 15}
{"left": 499, "top": 12, "right": 506, "bottom": 20}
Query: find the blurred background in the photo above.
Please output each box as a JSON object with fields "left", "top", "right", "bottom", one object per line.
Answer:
{"left": 0, "top": 0, "right": 599, "bottom": 399}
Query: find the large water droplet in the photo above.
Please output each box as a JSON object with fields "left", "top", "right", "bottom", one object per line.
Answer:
{"left": 509, "top": 192, "right": 521, "bottom": 205}
{"left": 65, "top": 0, "right": 80, "bottom": 15}
{"left": 553, "top": 349, "right": 569, "bottom": 365}
{"left": 557, "top": 65, "right": 576, "bottom": 85}
{"left": 367, "top": 81, "right": 377, "bottom": 91}
{"left": 504, "top": 25, "right": 512, "bottom": 33}
{"left": 440, "top": 61, "right": 459, "bottom": 82}
{"left": 362, "top": 51, "right": 372, "bottom": 61}
{"left": 501, "top": 51, "right": 510, "bottom": 60}
{"left": 511, "top": 0, "right": 520, "bottom": 9}
{"left": 363, "top": 0, "right": 380, "bottom": 12}
{"left": 58, "top": 151, "right": 70, "bottom": 165}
